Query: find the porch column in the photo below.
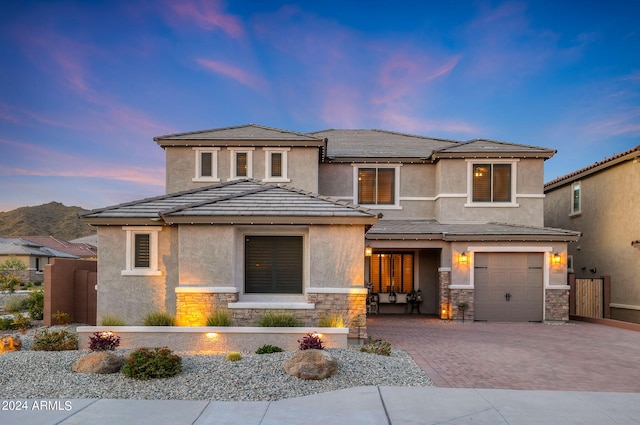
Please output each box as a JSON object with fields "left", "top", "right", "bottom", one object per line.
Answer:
{"left": 438, "top": 267, "right": 451, "bottom": 319}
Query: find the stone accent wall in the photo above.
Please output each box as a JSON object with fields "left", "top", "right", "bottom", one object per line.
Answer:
{"left": 308, "top": 292, "right": 367, "bottom": 339}
{"left": 176, "top": 292, "right": 238, "bottom": 326}
{"left": 438, "top": 270, "right": 451, "bottom": 319}
{"left": 449, "top": 289, "right": 474, "bottom": 322}
{"left": 545, "top": 288, "right": 569, "bottom": 321}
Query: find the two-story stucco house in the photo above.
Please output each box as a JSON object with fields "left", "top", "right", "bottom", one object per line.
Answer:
{"left": 544, "top": 145, "right": 640, "bottom": 324}
{"left": 81, "top": 124, "right": 579, "bottom": 337}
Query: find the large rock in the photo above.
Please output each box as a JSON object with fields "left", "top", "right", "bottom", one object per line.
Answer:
{"left": 0, "top": 335, "right": 21, "bottom": 353}
{"left": 72, "top": 351, "right": 123, "bottom": 374}
{"left": 283, "top": 349, "right": 338, "bottom": 380}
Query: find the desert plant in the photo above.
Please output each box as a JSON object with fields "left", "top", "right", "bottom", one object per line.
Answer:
{"left": 12, "top": 314, "right": 32, "bottom": 333}
{"left": 3, "top": 295, "right": 28, "bottom": 313}
{"left": 100, "top": 314, "right": 126, "bottom": 326}
{"left": 255, "top": 344, "right": 284, "bottom": 354}
{"left": 32, "top": 328, "right": 78, "bottom": 351}
{"left": 0, "top": 316, "right": 15, "bottom": 330}
{"left": 226, "top": 351, "right": 243, "bottom": 361}
{"left": 52, "top": 310, "right": 73, "bottom": 325}
{"left": 122, "top": 347, "right": 182, "bottom": 380}
{"left": 89, "top": 331, "right": 121, "bottom": 351}
{"left": 26, "top": 288, "right": 44, "bottom": 320}
{"left": 206, "top": 310, "right": 232, "bottom": 326}
{"left": 318, "top": 313, "right": 345, "bottom": 328}
{"left": 143, "top": 311, "right": 175, "bottom": 326}
{"left": 257, "top": 312, "right": 301, "bottom": 327}
{"left": 359, "top": 336, "right": 391, "bottom": 356}
{"left": 298, "top": 333, "right": 324, "bottom": 350}
{"left": 0, "top": 256, "right": 27, "bottom": 294}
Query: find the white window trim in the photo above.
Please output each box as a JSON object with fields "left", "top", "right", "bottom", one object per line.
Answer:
{"left": 570, "top": 181, "right": 582, "bottom": 216}
{"left": 352, "top": 164, "right": 402, "bottom": 209}
{"left": 122, "top": 226, "right": 162, "bottom": 276}
{"left": 263, "top": 147, "right": 291, "bottom": 183}
{"left": 192, "top": 148, "right": 220, "bottom": 182}
{"left": 228, "top": 147, "right": 254, "bottom": 180}
{"left": 465, "top": 159, "right": 519, "bottom": 207}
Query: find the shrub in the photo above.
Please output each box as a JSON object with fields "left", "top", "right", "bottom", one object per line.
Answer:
{"left": 52, "top": 310, "right": 73, "bottom": 325}
{"left": 32, "top": 280, "right": 42, "bottom": 287}
{"left": 298, "top": 333, "right": 324, "bottom": 350}
{"left": 0, "top": 256, "right": 27, "bottom": 294}
{"left": 359, "top": 336, "right": 391, "bottom": 356}
{"left": 12, "top": 314, "right": 32, "bottom": 333}
{"left": 318, "top": 313, "right": 345, "bottom": 328}
{"left": 257, "top": 312, "right": 301, "bottom": 327}
{"left": 206, "top": 310, "right": 232, "bottom": 326}
{"left": 143, "top": 311, "right": 175, "bottom": 326}
{"left": 0, "top": 316, "right": 15, "bottom": 330}
{"left": 100, "top": 314, "right": 126, "bottom": 326}
{"left": 3, "top": 295, "right": 28, "bottom": 313}
{"left": 26, "top": 289, "right": 44, "bottom": 320}
{"left": 226, "top": 351, "right": 243, "bottom": 361}
{"left": 122, "top": 347, "right": 182, "bottom": 380}
{"left": 255, "top": 344, "right": 284, "bottom": 354}
{"left": 32, "top": 328, "right": 78, "bottom": 351}
{"left": 89, "top": 331, "right": 121, "bottom": 351}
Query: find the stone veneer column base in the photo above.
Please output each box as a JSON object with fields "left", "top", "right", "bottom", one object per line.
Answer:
{"left": 438, "top": 269, "right": 451, "bottom": 319}
{"left": 175, "top": 289, "right": 238, "bottom": 327}
{"left": 545, "top": 288, "right": 569, "bottom": 321}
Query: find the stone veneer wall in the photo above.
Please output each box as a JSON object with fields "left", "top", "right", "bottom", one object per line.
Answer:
{"left": 438, "top": 270, "right": 451, "bottom": 319}
{"left": 545, "top": 288, "right": 569, "bottom": 321}
{"left": 307, "top": 292, "right": 367, "bottom": 339}
{"left": 176, "top": 292, "right": 238, "bottom": 326}
{"left": 449, "top": 289, "right": 474, "bottom": 322}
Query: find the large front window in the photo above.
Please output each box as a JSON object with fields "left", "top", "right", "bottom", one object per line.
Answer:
{"left": 245, "top": 236, "right": 303, "bottom": 294}
{"left": 472, "top": 163, "right": 512, "bottom": 202}
{"left": 369, "top": 252, "right": 413, "bottom": 294}
{"left": 358, "top": 168, "right": 395, "bottom": 205}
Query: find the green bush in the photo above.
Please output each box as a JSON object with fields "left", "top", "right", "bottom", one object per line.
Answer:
{"left": 32, "top": 328, "right": 78, "bottom": 351}
{"left": 100, "top": 314, "right": 126, "bottom": 326}
{"left": 255, "top": 344, "right": 284, "bottom": 354}
{"left": 26, "top": 289, "right": 44, "bottom": 320}
{"left": 122, "top": 347, "right": 182, "bottom": 380}
{"left": 12, "top": 314, "right": 32, "bottom": 333}
{"left": 257, "top": 312, "right": 301, "bottom": 327}
{"left": 52, "top": 310, "right": 73, "bottom": 325}
{"left": 226, "top": 351, "right": 242, "bottom": 362}
{"left": 143, "top": 311, "right": 175, "bottom": 326}
{"left": 0, "top": 316, "right": 14, "bottom": 330}
{"left": 206, "top": 310, "right": 232, "bottom": 326}
{"left": 318, "top": 313, "right": 345, "bottom": 328}
{"left": 3, "top": 296, "right": 28, "bottom": 313}
{"left": 359, "top": 336, "right": 391, "bottom": 356}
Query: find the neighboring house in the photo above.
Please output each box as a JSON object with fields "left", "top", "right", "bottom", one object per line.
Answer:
{"left": 21, "top": 236, "right": 97, "bottom": 260}
{"left": 544, "top": 145, "right": 640, "bottom": 324}
{"left": 0, "top": 237, "right": 79, "bottom": 282}
{"left": 81, "top": 124, "right": 579, "bottom": 336}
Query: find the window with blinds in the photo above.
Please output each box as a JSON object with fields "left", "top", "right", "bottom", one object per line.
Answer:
{"left": 369, "top": 253, "right": 413, "bottom": 294}
{"left": 472, "top": 164, "right": 511, "bottom": 202}
{"left": 271, "top": 152, "right": 282, "bottom": 177}
{"left": 134, "top": 233, "right": 151, "bottom": 268}
{"left": 236, "top": 152, "right": 248, "bottom": 177}
{"left": 572, "top": 182, "right": 581, "bottom": 214}
{"left": 245, "top": 236, "right": 303, "bottom": 294}
{"left": 200, "top": 152, "right": 212, "bottom": 177}
{"left": 358, "top": 168, "right": 395, "bottom": 205}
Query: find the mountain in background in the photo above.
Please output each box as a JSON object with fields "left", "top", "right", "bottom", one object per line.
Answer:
{"left": 0, "top": 202, "right": 95, "bottom": 240}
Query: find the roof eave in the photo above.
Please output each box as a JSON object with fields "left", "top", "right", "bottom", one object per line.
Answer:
{"left": 155, "top": 139, "right": 325, "bottom": 148}
{"left": 432, "top": 152, "right": 555, "bottom": 160}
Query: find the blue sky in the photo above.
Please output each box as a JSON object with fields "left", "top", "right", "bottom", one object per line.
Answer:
{"left": 1, "top": 0, "right": 638, "bottom": 211}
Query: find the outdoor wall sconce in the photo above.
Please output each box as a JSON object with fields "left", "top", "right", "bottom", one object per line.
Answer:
{"left": 365, "top": 246, "right": 372, "bottom": 257}
{"left": 459, "top": 252, "right": 468, "bottom": 265}
{"left": 552, "top": 253, "right": 561, "bottom": 265}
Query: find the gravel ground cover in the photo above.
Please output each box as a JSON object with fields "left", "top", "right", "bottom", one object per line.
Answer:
{"left": 0, "top": 327, "right": 433, "bottom": 401}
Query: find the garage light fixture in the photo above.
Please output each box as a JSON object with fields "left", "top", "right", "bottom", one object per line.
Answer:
{"left": 365, "top": 246, "right": 372, "bottom": 257}
{"left": 552, "top": 253, "right": 561, "bottom": 265}
{"left": 459, "top": 252, "right": 468, "bottom": 265}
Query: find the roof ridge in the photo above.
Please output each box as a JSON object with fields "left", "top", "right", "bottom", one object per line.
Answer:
{"left": 436, "top": 139, "right": 555, "bottom": 153}
{"left": 154, "top": 124, "right": 323, "bottom": 141}
{"left": 309, "top": 128, "right": 461, "bottom": 144}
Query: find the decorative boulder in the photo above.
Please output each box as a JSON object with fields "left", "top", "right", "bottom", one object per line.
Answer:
{"left": 72, "top": 351, "right": 123, "bottom": 374}
{"left": 0, "top": 335, "right": 21, "bottom": 353}
{"left": 283, "top": 349, "right": 338, "bottom": 380}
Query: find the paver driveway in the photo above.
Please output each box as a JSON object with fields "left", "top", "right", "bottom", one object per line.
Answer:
{"left": 366, "top": 315, "right": 640, "bottom": 392}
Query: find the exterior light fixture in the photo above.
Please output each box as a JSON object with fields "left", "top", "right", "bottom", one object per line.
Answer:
{"left": 552, "top": 253, "right": 561, "bottom": 265}
{"left": 365, "top": 246, "right": 372, "bottom": 257}
{"left": 459, "top": 252, "right": 468, "bottom": 265}
{"left": 205, "top": 332, "right": 218, "bottom": 339}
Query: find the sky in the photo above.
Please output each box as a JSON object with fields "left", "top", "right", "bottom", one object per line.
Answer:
{"left": 0, "top": 0, "right": 639, "bottom": 212}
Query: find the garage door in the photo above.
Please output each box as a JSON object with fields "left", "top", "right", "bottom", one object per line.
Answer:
{"left": 474, "top": 253, "right": 543, "bottom": 322}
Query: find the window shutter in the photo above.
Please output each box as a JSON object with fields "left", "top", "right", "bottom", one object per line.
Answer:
{"left": 402, "top": 254, "right": 413, "bottom": 293}
{"left": 200, "top": 152, "right": 212, "bottom": 177}
{"left": 472, "top": 165, "right": 491, "bottom": 202}
{"left": 245, "top": 236, "right": 302, "bottom": 294}
{"left": 134, "top": 234, "right": 150, "bottom": 268}
{"left": 492, "top": 164, "right": 511, "bottom": 202}
{"left": 271, "top": 152, "right": 282, "bottom": 177}
{"left": 358, "top": 169, "right": 376, "bottom": 204}
{"left": 376, "top": 169, "right": 395, "bottom": 204}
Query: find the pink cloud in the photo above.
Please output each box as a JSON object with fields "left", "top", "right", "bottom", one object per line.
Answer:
{"left": 164, "top": 0, "right": 243, "bottom": 38}
{"left": 196, "top": 58, "right": 267, "bottom": 91}
{"left": 377, "top": 111, "right": 481, "bottom": 136}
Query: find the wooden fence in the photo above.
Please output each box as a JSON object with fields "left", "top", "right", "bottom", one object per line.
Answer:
{"left": 569, "top": 275, "right": 610, "bottom": 319}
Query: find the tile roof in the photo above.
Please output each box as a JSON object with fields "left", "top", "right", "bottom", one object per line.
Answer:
{"left": 0, "top": 237, "right": 79, "bottom": 258}
{"left": 366, "top": 220, "right": 580, "bottom": 242}
{"left": 432, "top": 139, "right": 556, "bottom": 159}
{"left": 19, "top": 236, "right": 97, "bottom": 258}
{"left": 80, "top": 179, "right": 378, "bottom": 225}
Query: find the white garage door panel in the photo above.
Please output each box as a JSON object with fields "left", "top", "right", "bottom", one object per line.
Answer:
{"left": 474, "top": 253, "right": 543, "bottom": 322}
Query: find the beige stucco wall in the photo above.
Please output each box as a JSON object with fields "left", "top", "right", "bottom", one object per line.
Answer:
{"left": 165, "top": 146, "right": 319, "bottom": 194}
{"left": 177, "top": 225, "right": 234, "bottom": 287}
{"left": 309, "top": 225, "right": 365, "bottom": 289}
{"left": 545, "top": 159, "right": 640, "bottom": 322}
{"left": 96, "top": 226, "right": 178, "bottom": 325}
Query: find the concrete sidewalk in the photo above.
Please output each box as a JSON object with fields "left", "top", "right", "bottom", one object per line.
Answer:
{"left": 2, "top": 387, "right": 640, "bottom": 425}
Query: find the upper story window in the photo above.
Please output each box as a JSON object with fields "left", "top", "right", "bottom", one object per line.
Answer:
{"left": 571, "top": 182, "right": 581, "bottom": 215}
{"left": 229, "top": 148, "right": 254, "bottom": 180}
{"left": 356, "top": 166, "right": 399, "bottom": 207}
{"left": 264, "top": 148, "right": 290, "bottom": 182}
{"left": 467, "top": 161, "right": 517, "bottom": 206}
{"left": 193, "top": 148, "right": 220, "bottom": 182}
{"left": 122, "top": 226, "right": 162, "bottom": 276}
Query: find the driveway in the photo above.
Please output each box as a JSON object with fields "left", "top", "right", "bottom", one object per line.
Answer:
{"left": 366, "top": 315, "right": 640, "bottom": 392}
